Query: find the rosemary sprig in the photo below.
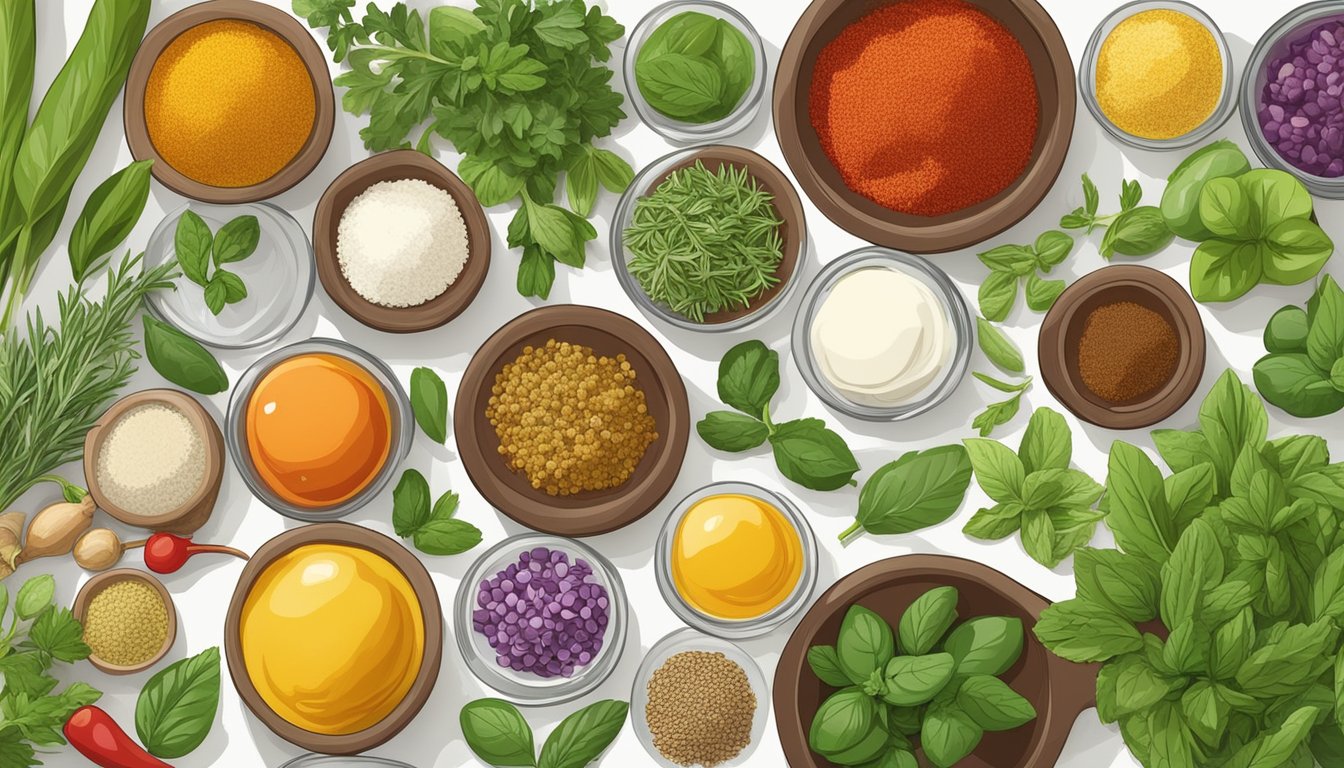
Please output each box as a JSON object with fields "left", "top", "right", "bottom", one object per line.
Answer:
{"left": 623, "top": 161, "right": 783, "bottom": 323}
{"left": 0, "top": 253, "right": 177, "bottom": 511}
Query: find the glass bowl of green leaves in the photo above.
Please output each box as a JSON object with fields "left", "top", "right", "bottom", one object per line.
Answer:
{"left": 612, "top": 145, "right": 807, "bottom": 333}
{"left": 624, "top": 1, "right": 767, "bottom": 142}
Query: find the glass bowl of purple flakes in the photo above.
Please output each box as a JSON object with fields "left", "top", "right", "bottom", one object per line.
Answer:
{"left": 1243, "top": 1, "right": 1344, "bottom": 196}
{"left": 454, "top": 533, "right": 629, "bottom": 705}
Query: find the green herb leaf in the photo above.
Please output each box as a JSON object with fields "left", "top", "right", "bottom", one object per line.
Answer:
{"left": 844, "top": 446, "right": 972, "bottom": 541}
{"left": 1018, "top": 407, "right": 1070, "bottom": 474}
{"left": 68, "top": 159, "right": 153, "bottom": 282}
{"left": 1264, "top": 217, "right": 1334, "bottom": 287}
{"left": 211, "top": 214, "right": 260, "bottom": 265}
{"left": 957, "top": 675, "right": 1036, "bottom": 731}
{"left": 976, "top": 245, "right": 1036, "bottom": 276}
{"left": 1161, "top": 140, "right": 1250, "bottom": 239}
{"left": 1222, "top": 705, "right": 1317, "bottom": 768}
{"left": 1159, "top": 519, "right": 1224, "bottom": 628}
{"left": 25, "top": 608, "right": 90, "bottom": 663}
{"left": 769, "top": 418, "right": 860, "bottom": 491}
{"left": 1104, "top": 441, "right": 1178, "bottom": 564}
{"left": 971, "top": 390, "right": 1025, "bottom": 437}
{"left": 1100, "top": 206, "right": 1173, "bottom": 260}
{"left": 14, "top": 575, "right": 53, "bottom": 621}
{"left": 591, "top": 148, "right": 633, "bottom": 194}
{"left": 1264, "top": 305, "right": 1310, "bottom": 354}
{"left": 972, "top": 372, "right": 1030, "bottom": 394}
{"left": 1033, "top": 230, "right": 1074, "bottom": 269}
{"left": 837, "top": 605, "right": 895, "bottom": 684}
{"left": 1075, "top": 548, "right": 1159, "bottom": 623}
{"left": 806, "top": 645, "right": 852, "bottom": 688}
{"left": 921, "top": 699, "right": 983, "bottom": 768}
{"left": 517, "top": 245, "right": 556, "bottom": 299}
{"left": 414, "top": 516, "right": 483, "bottom": 556}
{"left": 963, "top": 439, "right": 1026, "bottom": 503}
{"left": 410, "top": 367, "right": 449, "bottom": 444}
{"left": 141, "top": 316, "right": 228, "bottom": 394}
{"left": 977, "top": 270, "right": 1018, "bottom": 322}
{"left": 536, "top": 699, "right": 628, "bottom": 768}
{"left": 636, "top": 52, "right": 723, "bottom": 119}
{"left": 391, "top": 468, "right": 431, "bottom": 537}
{"left": 1190, "top": 239, "right": 1264, "bottom": 303}
{"left": 174, "top": 209, "right": 213, "bottom": 287}
{"left": 134, "top": 647, "right": 220, "bottom": 759}
{"left": 943, "top": 617, "right": 1023, "bottom": 676}
{"left": 975, "top": 317, "right": 1023, "bottom": 374}
{"left": 898, "top": 586, "right": 959, "bottom": 656}
{"left": 696, "top": 410, "right": 769, "bottom": 452}
{"left": 1083, "top": 173, "right": 1100, "bottom": 216}
{"left": 460, "top": 698, "right": 537, "bottom": 767}
{"left": 1023, "top": 274, "right": 1065, "bottom": 312}
{"left": 882, "top": 653, "right": 955, "bottom": 706}
{"left": 565, "top": 151, "right": 598, "bottom": 217}
{"left": 1120, "top": 179, "right": 1142, "bottom": 211}
{"left": 1253, "top": 353, "right": 1344, "bottom": 418}
{"left": 1034, "top": 599, "right": 1141, "bottom": 663}
{"left": 808, "top": 687, "right": 877, "bottom": 756}
{"left": 716, "top": 339, "right": 778, "bottom": 416}
{"left": 963, "top": 502, "right": 1023, "bottom": 540}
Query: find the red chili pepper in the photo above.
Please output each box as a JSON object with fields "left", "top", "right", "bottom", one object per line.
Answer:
{"left": 143, "top": 533, "right": 248, "bottom": 574}
{"left": 64, "top": 705, "right": 172, "bottom": 768}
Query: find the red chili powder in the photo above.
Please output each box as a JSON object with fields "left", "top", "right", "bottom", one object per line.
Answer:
{"left": 808, "top": 0, "right": 1040, "bottom": 217}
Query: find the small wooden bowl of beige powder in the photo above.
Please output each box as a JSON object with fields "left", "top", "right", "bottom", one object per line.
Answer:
{"left": 313, "top": 149, "right": 491, "bottom": 333}
{"left": 83, "top": 389, "right": 225, "bottom": 535}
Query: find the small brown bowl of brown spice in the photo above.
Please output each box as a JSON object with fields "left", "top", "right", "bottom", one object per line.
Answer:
{"left": 1038, "top": 265, "right": 1205, "bottom": 430}
{"left": 73, "top": 569, "right": 177, "bottom": 675}
{"left": 455, "top": 305, "right": 691, "bottom": 537}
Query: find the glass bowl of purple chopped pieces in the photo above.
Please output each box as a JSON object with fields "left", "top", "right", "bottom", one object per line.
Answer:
{"left": 1243, "top": 1, "right": 1344, "bottom": 196}
{"left": 454, "top": 533, "right": 629, "bottom": 705}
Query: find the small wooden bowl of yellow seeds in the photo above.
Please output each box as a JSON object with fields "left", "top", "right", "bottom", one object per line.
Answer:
{"left": 73, "top": 569, "right": 177, "bottom": 675}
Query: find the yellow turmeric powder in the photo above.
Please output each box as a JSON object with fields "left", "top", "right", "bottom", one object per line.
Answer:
{"left": 144, "top": 19, "right": 316, "bottom": 188}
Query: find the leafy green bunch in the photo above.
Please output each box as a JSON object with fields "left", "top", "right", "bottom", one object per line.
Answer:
{"left": 634, "top": 11, "right": 754, "bottom": 123}
{"left": 1254, "top": 275, "right": 1344, "bottom": 417}
{"left": 0, "top": 575, "right": 101, "bottom": 767}
{"left": 962, "top": 408, "right": 1104, "bottom": 568}
{"left": 697, "top": 340, "right": 860, "bottom": 491}
{"left": 806, "top": 590, "right": 1035, "bottom": 767}
{"left": 174, "top": 211, "right": 260, "bottom": 315}
{"left": 460, "top": 697, "right": 626, "bottom": 768}
{"left": 975, "top": 230, "right": 1072, "bottom": 321}
{"left": 1035, "top": 370, "right": 1344, "bottom": 767}
{"left": 1060, "top": 174, "right": 1174, "bottom": 260}
{"left": 391, "top": 469, "right": 482, "bottom": 556}
{"left": 294, "top": 0, "right": 635, "bottom": 298}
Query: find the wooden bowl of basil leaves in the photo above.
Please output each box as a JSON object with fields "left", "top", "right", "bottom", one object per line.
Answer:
{"left": 774, "top": 555, "right": 1097, "bottom": 768}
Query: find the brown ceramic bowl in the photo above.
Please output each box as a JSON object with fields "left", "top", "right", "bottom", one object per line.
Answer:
{"left": 773, "top": 0, "right": 1075, "bottom": 252}
{"left": 455, "top": 305, "right": 691, "bottom": 537}
{"left": 1039, "top": 265, "right": 1205, "bottom": 430}
{"left": 313, "top": 150, "right": 491, "bottom": 333}
{"left": 775, "top": 555, "right": 1098, "bottom": 768}
{"left": 124, "top": 0, "right": 335, "bottom": 203}
{"left": 224, "top": 523, "right": 443, "bottom": 754}
{"left": 612, "top": 145, "right": 807, "bottom": 331}
{"left": 73, "top": 569, "right": 178, "bottom": 676}
{"left": 83, "top": 389, "right": 225, "bottom": 535}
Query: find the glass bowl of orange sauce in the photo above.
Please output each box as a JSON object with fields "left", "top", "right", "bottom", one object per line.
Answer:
{"left": 226, "top": 338, "right": 413, "bottom": 520}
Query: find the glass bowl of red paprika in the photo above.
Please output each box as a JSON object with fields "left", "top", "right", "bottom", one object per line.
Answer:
{"left": 624, "top": 0, "right": 768, "bottom": 143}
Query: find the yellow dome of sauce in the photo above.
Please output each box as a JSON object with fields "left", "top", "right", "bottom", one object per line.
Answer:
{"left": 671, "top": 493, "right": 803, "bottom": 620}
{"left": 240, "top": 543, "right": 424, "bottom": 735}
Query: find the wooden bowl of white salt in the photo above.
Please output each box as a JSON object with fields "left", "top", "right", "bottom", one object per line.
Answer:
{"left": 313, "top": 150, "right": 491, "bottom": 334}
{"left": 83, "top": 389, "right": 225, "bottom": 535}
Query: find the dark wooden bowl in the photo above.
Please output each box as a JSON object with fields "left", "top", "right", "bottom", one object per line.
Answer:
{"left": 123, "top": 0, "right": 335, "bottom": 203}
{"left": 313, "top": 150, "right": 491, "bottom": 333}
{"left": 1039, "top": 265, "right": 1206, "bottom": 430}
{"left": 224, "top": 523, "right": 443, "bottom": 754}
{"left": 73, "top": 569, "right": 178, "bottom": 676}
{"left": 622, "top": 145, "right": 806, "bottom": 327}
{"left": 773, "top": 0, "right": 1075, "bottom": 252}
{"left": 775, "top": 555, "right": 1098, "bottom": 768}
{"left": 454, "top": 305, "right": 691, "bottom": 537}
{"left": 84, "top": 389, "right": 224, "bottom": 535}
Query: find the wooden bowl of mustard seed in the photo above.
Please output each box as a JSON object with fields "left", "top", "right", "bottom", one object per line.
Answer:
{"left": 455, "top": 305, "right": 691, "bottom": 537}
{"left": 73, "top": 569, "right": 177, "bottom": 676}
{"left": 1038, "top": 265, "right": 1205, "bottom": 430}
{"left": 123, "top": 0, "right": 335, "bottom": 204}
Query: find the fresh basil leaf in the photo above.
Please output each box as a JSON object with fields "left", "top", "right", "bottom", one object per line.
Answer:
{"left": 641, "top": 10, "right": 719, "bottom": 58}
{"left": 141, "top": 316, "right": 228, "bottom": 394}
{"left": 428, "top": 6, "right": 486, "bottom": 54}
{"left": 963, "top": 502, "right": 1023, "bottom": 540}
{"left": 1253, "top": 353, "right": 1344, "bottom": 418}
{"left": 391, "top": 469, "right": 431, "bottom": 537}
{"left": 212, "top": 214, "right": 260, "bottom": 265}
{"left": 1162, "top": 139, "right": 1251, "bottom": 239}
{"left": 1240, "top": 167, "right": 1314, "bottom": 224}
{"left": 1017, "top": 407, "right": 1070, "bottom": 475}
{"left": 1265, "top": 305, "right": 1310, "bottom": 354}
{"left": 1104, "top": 441, "right": 1178, "bottom": 564}
{"left": 957, "top": 675, "right": 1036, "bottom": 732}
{"left": 1211, "top": 608, "right": 1255, "bottom": 681}
{"left": 214, "top": 270, "right": 247, "bottom": 304}
{"left": 460, "top": 698, "right": 536, "bottom": 767}
{"left": 848, "top": 446, "right": 972, "bottom": 539}
{"left": 410, "top": 367, "right": 449, "bottom": 444}
{"left": 976, "top": 245, "right": 1036, "bottom": 276}
{"left": 202, "top": 277, "right": 228, "bottom": 316}
{"left": 977, "top": 270, "right": 1018, "bottom": 322}
{"left": 1160, "top": 519, "right": 1224, "bottom": 628}
{"left": 462, "top": 155, "right": 527, "bottom": 207}
{"left": 881, "top": 653, "right": 954, "bottom": 706}
{"left": 1190, "top": 239, "right": 1263, "bottom": 303}
{"left": 1120, "top": 179, "right": 1143, "bottom": 211}
{"left": 1024, "top": 274, "right": 1066, "bottom": 312}
{"left": 807, "top": 645, "right": 852, "bottom": 688}
{"left": 769, "top": 418, "right": 859, "bottom": 491}
{"left": 714, "top": 19, "right": 755, "bottom": 109}
{"left": 591, "top": 149, "right": 634, "bottom": 194}
{"left": 1102, "top": 652, "right": 1181, "bottom": 721}
{"left": 716, "top": 339, "right": 779, "bottom": 416}
{"left": 1100, "top": 206, "right": 1173, "bottom": 260}
{"left": 921, "top": 699, "right": 983, "bottom": 768}
{"left": 14, "top": 575, "right": 53, "bottom": 621}
{"left": 974, "top": 317, "right": 1023, "bottom": 374}
{"left": 135, "top": 647, "right": 220, "bottom": 759}
{"left": 1223, "top": 705, "right": 1318, "bottom": 768}
{"left": 1308, "top": 275, "right": 1344, "bottom": 370}
{"left": 414, "top": 517, "right": 482, "bottom": 556}
{"left": 536, "top": 699, "right": 627, "bottom": 768}
{"left": 1034, "top": 599, "right": 1141, "bottom": 663}
{"left": 943, "top": 617, "right": 1023, "bottom": 676}
{"left": 68, "top": 159, "right": 153, "bottom": 282}
{"left": 963, "top": 438, "right": 1026, "bottom": 503}
{"left": 525, "top": 198, "right": 582, "bottom": 267}
{"left": 1199, "top": 176, "right": 1252, "bottom": 240}
{"left": 517, "top": 245, "right": 556, "bottom": 299}
{"left": 636, "top": 52, "right": 723, "bottom": 118}
{"left": 1162, "top": 620, "right": 1208, "bottom": 676}
{"left": 972, "top": 372, "right": 1030, "bottom": 393}
{"left": 971, "top": 391, "right": 1024, "bottom": 437}
{"left": 809, "top": 687, "right": 877, "bottom": 756}
{"left": 837, "top": 605, "right": 895, "bottom": 684}
{"left": 1033, "top": 230, "right": 1074, "bottom": 269}
{"left": 1263, "top": 218, "right": 1332, "bottom": 286}
{"left": 1019, "top": 508, "right": 1058, "bottom": 567}
{"left": 174, "top": 209, "right": 213, "bottom": 286}
{"left": 899, "top": 586, "right": 959, "bottom": 656}
{"left": 696, "top": 410, "right": 769, "bottom": 452}
{"left": 565, "top": 151, "right": 598, "bottom": 218}
{"left": 1236, "top": 620, "right": 1339, "bottom": 698}
{"left": 1076, "top": 548, "right": 1159, "bottom": 623}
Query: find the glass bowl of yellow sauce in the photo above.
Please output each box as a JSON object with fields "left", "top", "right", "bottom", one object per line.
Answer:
{"left": 226, "top": 338, "right": 413, "bottom": 521}
{"left": 655, "top": 482, "right": 817, "bottom": 639}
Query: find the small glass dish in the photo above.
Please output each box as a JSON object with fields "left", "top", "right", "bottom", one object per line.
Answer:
{"left": 278, "top": 756, "right": 413, "bottom": 768}
{"left": 145, "top": 202, "right": 314, "bottom": 349}
{"left": 791, "top": 247, "right": 972, "bottom": 422}
{"left": 1080, "top": 0, "right": 1235, "bottom": 150}
{"left": 630, "top": 628, "right": 769, "bottom": 768}
{"left": 1241, "top": 1, "right": 1344, "bottom": 197}
{"left": 655, "top": 482, "right": 817, "bottom": 639}
{"left": 225, "top": 338, "right": 412, "bottom": 521}
{"left": 623, "top": 0, "right": 767, "bottom": 143}
{"left": 454, "top": 533, "right": 629, "bottom": 706}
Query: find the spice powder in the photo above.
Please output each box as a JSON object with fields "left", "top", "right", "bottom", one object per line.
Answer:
{"left": 83, "top": 580, "right": 169, "bottom": 667}
{"left": 646, "top": 650, "right": 756, "bottom": 767}
{"left": 1096, "top": 9, "right": 1223, "bottom": 140}
{"left": 1076, "top": 300, "right": 1180, "bottom": 403}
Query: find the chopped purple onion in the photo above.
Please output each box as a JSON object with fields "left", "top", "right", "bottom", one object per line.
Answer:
{"left": 472, "top": 546, "right": 610, "bottom": 678}
{"left": 1260, "top": 19, "right": 1344, "bottom": 177}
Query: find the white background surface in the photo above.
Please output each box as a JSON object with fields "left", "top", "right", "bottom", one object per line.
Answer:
{"left": 20, "top": 0, "right": 1328, "bottom": 766}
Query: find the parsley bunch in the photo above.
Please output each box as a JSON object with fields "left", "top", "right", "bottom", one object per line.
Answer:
{"left": 294, "top": 0, "right": 635, "bottom": 298}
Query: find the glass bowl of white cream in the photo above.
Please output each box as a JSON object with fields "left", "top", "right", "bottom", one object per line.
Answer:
{"left": 791, "top": 248, "right": 972, "bottom": 421}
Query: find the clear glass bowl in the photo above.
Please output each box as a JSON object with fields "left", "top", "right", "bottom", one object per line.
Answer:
{"left": 654, "top": 482, "right": 817, "bottom": 639}
{"left": 623, "top": 0, "right": 767, "bottom": 143}
{"left": 225, "top": 338, "right": 412, "bottom": 521}
{"left": 454, "top": 533, "right": 629, "bottom": 706}
{"left": 630, "top": 628, "right": 769, "bottom": 768}
{"left": 1080, "top": 0, "right": 1235, "bottom": 150}
{"left": 791, "top": 248, "right": 972, "bottom": 422}
{"left": 145, "top": 202, "right": 314, "bottom": 349}
{"left": 610, "top": 146, "right": 803, "bottom": 333}
{"left": 1241, "top": 1, "right": 1344, "bottom": 198}
{"left": 278, "top": 757, "right": 413, "bottom": 768}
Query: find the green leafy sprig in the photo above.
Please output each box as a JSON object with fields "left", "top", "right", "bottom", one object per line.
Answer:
{"left": 976, "top": 231, "right": 1072, "bottom": 321}
{"left": 970, "top": 316, "right": 1032, "bottom": 437}
{"left": 838, "top": 446, "right": 973, "bottom": 543}
{"left": 409, "top": 366, "right": 449, "bottom": 444}
{"left": 294, "top": 0, "right": 636, "bottom": 299}
{"left": 1254, "top": 275, "right": 1344, "bottom": 417}
{"left": 174, "top": 210, "right": 259, "bottom": 315}
{"left": 697, "top": 340, "right": 859, "bottom": 491}
{"left": 391, "top": 469, "right": 482, "bottom": 556}
{"left": 460, "top": 697, "right": 627, "bottom": 768}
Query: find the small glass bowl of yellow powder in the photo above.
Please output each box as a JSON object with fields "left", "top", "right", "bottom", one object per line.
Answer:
{"left": 1081, "top": 1, "right": 1235, "bottom": 149}
{"left": 655, "top": 482, "right": 817, "bottom": 640}
{"left": 73, "top": 570, "right": 176, "bottom": 674}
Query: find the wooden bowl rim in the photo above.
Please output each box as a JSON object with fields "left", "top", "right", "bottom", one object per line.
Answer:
{"left": 72, "top": 568, "right": 178, "bottom": 676}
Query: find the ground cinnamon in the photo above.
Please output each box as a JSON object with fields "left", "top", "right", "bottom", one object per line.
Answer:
{"left": 1077, "top": 301, "right": 1179, "bottom": 403}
